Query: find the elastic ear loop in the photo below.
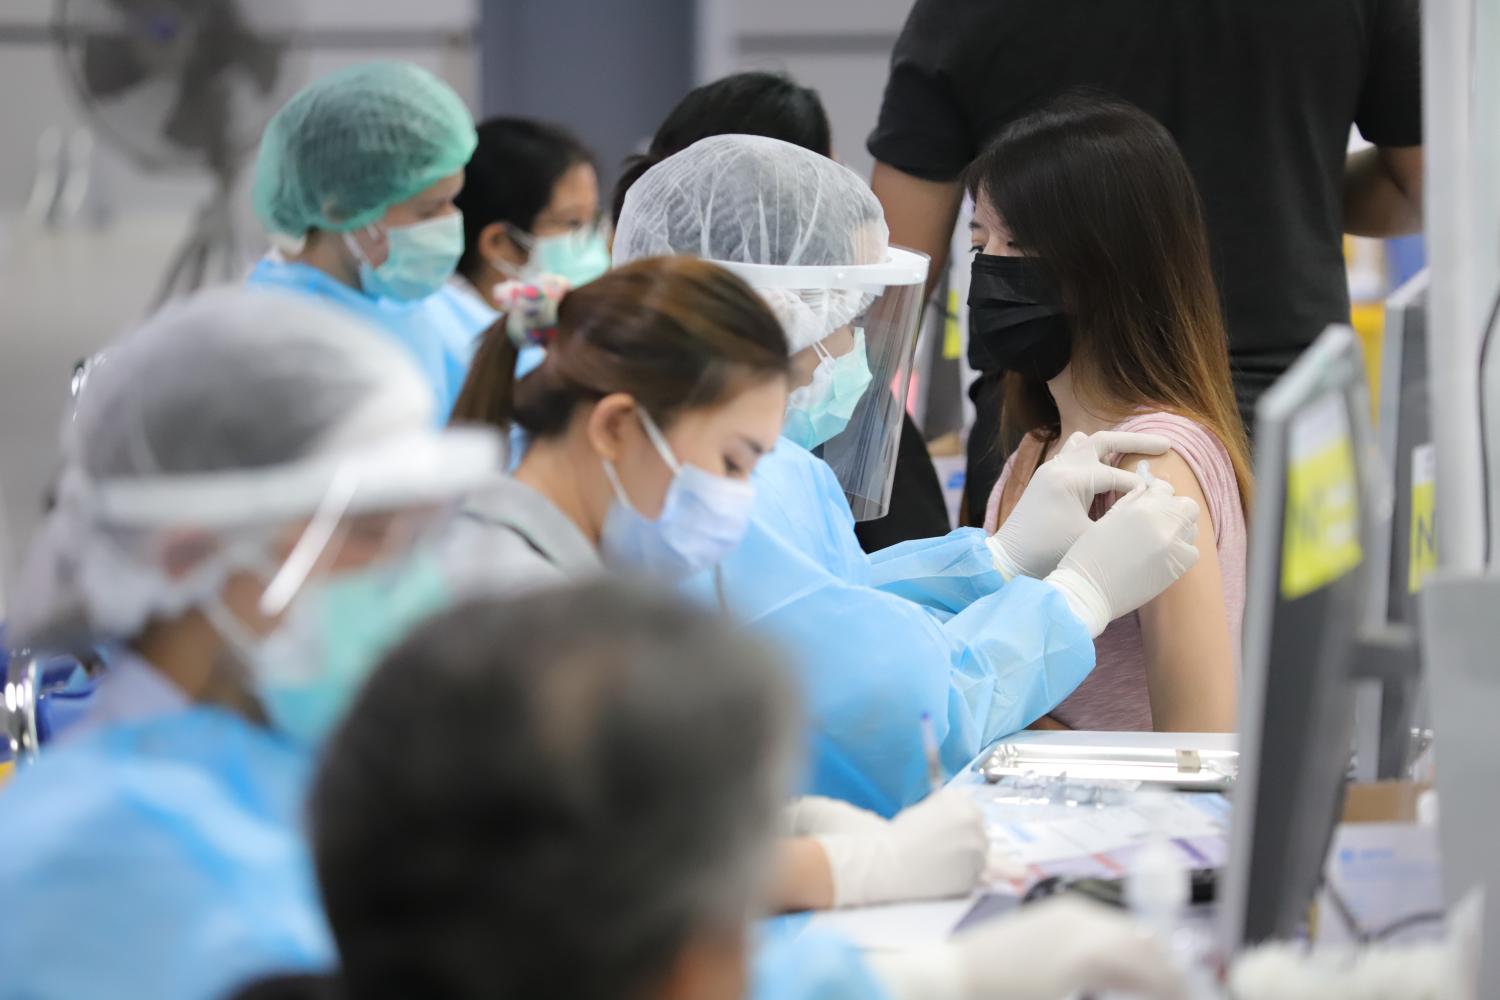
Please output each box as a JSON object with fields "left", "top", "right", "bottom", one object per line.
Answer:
{"left": 600, "top": 407, "right": 681, "bottom": 515}
{"left": 635, "top": 407, "right": 683, "bottom": 475}
{"left": 342, "top": 224, "right": 386, "bottom": 268}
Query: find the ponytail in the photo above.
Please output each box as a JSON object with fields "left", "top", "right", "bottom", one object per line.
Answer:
{"left": 449, "top": 278, "right": 568, "bottom": 430}
{"left": 451, "top": 258, "right": 789, "bottom": 441}
{"left": 450, "top": 318, "right": 519, "bottom": 428}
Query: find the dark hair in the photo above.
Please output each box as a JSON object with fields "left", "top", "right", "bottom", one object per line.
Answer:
{"left": 450, "top": 256, "right": 789, "bottom": 436}
{"left": 227, "top": 975, "right": 336, "bottom": 1000}
{"left": 310, "top": 582, "right": 797, "bottom": 1000}
{"left": 455, "top": 117, "right": 595, "bottom": 282}
{"left": 610, "top": 71, "right": 832, "bottom": 226}
{"left": 967, "top": 94, "right": 1252, "bottom": 508}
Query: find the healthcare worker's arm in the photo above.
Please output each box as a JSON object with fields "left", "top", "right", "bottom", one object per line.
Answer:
{"left": 773, "top": 791, "right": 988, "bottom": 912}
{"left": 866, "top": 896, "right": 1188, "bottom": 1000}
{"left": 716, "top": 469, "right": 1097, "bottom": 814}
{"left": 753, "top": 928, "right": 895, "bottom": 1000}
{"left": 713, "top": 445, "right": 1197, "bottom": 815}
{"left": 864, "top": 527, "right": 1010, "bottom": 615}
{"left": 867, "top": 431, "right": 1170, "bottom": 618}
{"left": 773, "top": 839, "right": 837, "bottom": 912}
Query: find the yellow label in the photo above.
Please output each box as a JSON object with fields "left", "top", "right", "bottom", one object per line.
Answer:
{"left": 943, "top": 287, "right": 963, "bottom": 361}
{"left": 0, "top": 760, "right": 12, "bottom": 787}
{"left": 1349, "top": 302, "right": 1385, "bottom": 416}
{"left": 1408, "top": 443, "right": 1437, "bottom": 594}
{"left": 1281, "top": 394, "right": 1364, "bottom": 600}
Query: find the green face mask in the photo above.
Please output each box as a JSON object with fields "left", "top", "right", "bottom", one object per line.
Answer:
{"left": 507, "top": 226, "right": 611, "bottom": 287}
{"left": 783, "top": 329, "right": 874, "bottom": 450}
{"left": 246, "top": 556, "right": 453, "bottom": 747}
{"left": 349, "top": 213, "right": 465, "bottom": 302}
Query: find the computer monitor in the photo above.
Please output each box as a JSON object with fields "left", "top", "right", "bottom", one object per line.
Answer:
{"left": 1353, "top": 271, "right": 1430, "bottom": 780}
{"left": 1373, "top": 269, "right": 1433, "bottom": 624}
{"left": 1220, "top": 325, "right": 1383, "bottom": 949}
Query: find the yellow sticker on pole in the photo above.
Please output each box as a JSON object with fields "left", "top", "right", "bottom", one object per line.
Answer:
{"left": 943, "top": 287, "right": 963, "bottom": 361}
{"left": 1281, "top": 393, "right": 1363, "bottom": 600}
{"left": 1408, "top": 442, "right": 1437, "bottom": 594}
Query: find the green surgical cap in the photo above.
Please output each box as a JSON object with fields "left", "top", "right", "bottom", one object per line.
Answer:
{"left": 252, "top": 61, "right": 478, "bottom": 238}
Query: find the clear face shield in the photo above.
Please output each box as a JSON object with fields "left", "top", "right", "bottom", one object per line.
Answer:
{"left": 62, "top": 427, "right": 502, "bottom": 743}
{"left": 720, "top": 248, "right": 929, "bottom": 521}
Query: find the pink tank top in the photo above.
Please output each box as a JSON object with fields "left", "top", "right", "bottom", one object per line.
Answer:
{"left": 983, "top": 412, "right": 1247, "bottom": 731}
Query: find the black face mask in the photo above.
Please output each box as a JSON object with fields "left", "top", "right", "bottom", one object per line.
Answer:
{"left": 967, "top": 252, "right": 1072, "bottom": 381}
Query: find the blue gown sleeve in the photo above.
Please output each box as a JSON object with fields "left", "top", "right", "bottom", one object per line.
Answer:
{"left": 691, "top": 443, "right": 1094, "bottom": 817}
{"left": 865, "top": 527, "right": 1006, "bottom": 616}
{"left": 753, "top": 922, "right": 892, "bottom": 1000}
{"left": 247, "top": 259, "right": 489, "bottom": 422}
{"left": 0, "top": 711, "right": 333, "bottom": 1000}
{"left": 426, "top": 282, "right": 496, "bottom": 412}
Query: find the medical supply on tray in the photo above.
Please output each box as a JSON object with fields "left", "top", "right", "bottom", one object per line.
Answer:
{"left": 980, "top": 740, "right": 1238, "bottom": 792}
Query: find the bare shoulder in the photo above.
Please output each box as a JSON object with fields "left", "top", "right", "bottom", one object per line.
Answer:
{"left": 1117, "top": 448, "right": 1202, "bottom": 498}
{"left": 1118, "top": 447, "right": 1217, "bottom": 544}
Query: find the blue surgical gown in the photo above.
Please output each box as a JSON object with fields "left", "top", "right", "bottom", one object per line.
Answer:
{"left": 247, "top": 258, "right": 487, "bottom": 419}
{"left": 688, "top": 440, "right": 1095, "bottom": 816}
{"left": 754, "top": 923, "right": 892, "bottom": 999}
{"left": 0, "top": 707, "right": 333, "bottom": 1000}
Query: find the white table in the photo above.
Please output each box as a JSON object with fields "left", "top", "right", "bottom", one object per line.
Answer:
{"left": 808, "top": 731, "right": 1237, "bottom": 951}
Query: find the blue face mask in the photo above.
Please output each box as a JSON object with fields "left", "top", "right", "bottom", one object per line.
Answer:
{"left": 599, "top": 409, "right": 757, "bottom": 582}
{"left": 349, "top": 212, "right": 465, "bottom": 302}
{"left": 212, "top": 556, "right": 452, "bottom": 747}
{"left": 784, "top": 329, "right": 874, "bottom": 450}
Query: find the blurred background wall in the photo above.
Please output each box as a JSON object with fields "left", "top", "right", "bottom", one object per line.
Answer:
{"left": 0, "top": 0, "right": 909, "bottom": 580}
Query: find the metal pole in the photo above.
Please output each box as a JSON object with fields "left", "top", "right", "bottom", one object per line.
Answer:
{"left": 1423, "top": 0, "right": 1490, "bottom": 571}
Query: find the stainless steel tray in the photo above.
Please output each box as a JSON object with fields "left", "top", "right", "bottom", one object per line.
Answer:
{"left": 979, "top": 741, "right": 1238, "bottom": 792}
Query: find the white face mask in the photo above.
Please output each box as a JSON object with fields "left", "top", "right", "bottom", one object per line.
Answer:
{"left": 598, "top": 409, "right": 757, "bottom": 582}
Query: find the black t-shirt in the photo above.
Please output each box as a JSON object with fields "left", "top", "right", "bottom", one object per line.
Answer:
{"left": 869, "top": 0, "right": 1422, "bottom": 408}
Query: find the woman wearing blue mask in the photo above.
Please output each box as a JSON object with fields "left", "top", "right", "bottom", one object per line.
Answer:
{"left": 445, "top": 256, "right": 788, "bottom": 588}
{"left": 247, "top": 61, "right": 485, "bottom": 418}
{"left": 615, "top": 135, "right": 1204, "bottom": 816}
{"left": 445, "top": 257, "right": 993, "bottom": 925}
{"left": 0, "top": 287, "right": 501, "bottom": 1000}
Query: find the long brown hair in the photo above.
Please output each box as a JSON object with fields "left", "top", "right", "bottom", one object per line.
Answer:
{"left": 451, "top": 256, "right": 789, "bottom": 435}
{"left": 968, "top": 95, "right": 1252, "bottom": 509}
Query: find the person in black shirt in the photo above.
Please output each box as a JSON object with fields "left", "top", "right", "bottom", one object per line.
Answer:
{"left": 612, "top": 71, "right": 952, "bottom": 552}
{"left": 868, "top": 0, "right": 1423, "bottom": 524}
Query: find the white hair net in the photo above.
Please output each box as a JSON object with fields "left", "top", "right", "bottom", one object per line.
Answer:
{"left": 612, "top": 134, "right": 929, "bottom": 521}
{"left": 11, "top": 286, "right": 500, "bottom": 645}
{"left": 612, "top": 134, "right": 892, "bottom": 353}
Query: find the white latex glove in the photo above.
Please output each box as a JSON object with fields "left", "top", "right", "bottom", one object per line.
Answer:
{"left": 815, "top": 789, "right": 987, "bottom": 908}
{"left": 782, "top": 796, "right": 889, "bottom": 838}
{"left": 986, "top": 430, "right": 1172, "bottom": 581}
{"left": 868, "top": 896, "right": 1187, "bottom": 1000}
{"left": 1044, "top": 478, "right": 1201, "bottom": 638}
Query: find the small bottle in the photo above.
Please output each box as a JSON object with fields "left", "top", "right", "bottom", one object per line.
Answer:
{"left": 1125, "top": 791, "right": 1190, "bottom": 935}
{"left": 1123, "top": 791, "right": 1219, "bottom": 998}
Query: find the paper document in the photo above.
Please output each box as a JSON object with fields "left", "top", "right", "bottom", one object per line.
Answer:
{"left": 805, "top": 897, "right": 976, "bottom": 951}
{"left": 981, "top": 791, "right": 1227, "bottom": 864}
{"left": 1316, "top": 822, "right": 1444, "bottom": 946}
